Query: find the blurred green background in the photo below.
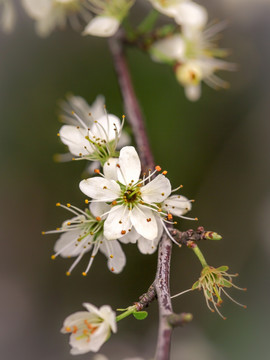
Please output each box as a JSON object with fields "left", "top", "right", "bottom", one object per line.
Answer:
{"left": 1, "top": 1, "right": 270, "bottom": 359}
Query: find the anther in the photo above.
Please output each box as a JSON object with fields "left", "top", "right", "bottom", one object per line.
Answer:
{"left": 110, "top": 255, "right": 114, "bottom": 258}
{"left": 195, "top": 217, "right": 198, "bottom": 221}
{"left": 85, "top": 199, "right": 89, "bottom": 204}
{"left": 167, "top": 213, "right": 173, "bottom": 220}
{"left": 146, "top": 218, "right": 152, "bottom": 222}
{"left": 161, "top": 193, "right": 165, "bottom": 196}
{"left": 121, "top": 230, "right": 126, "bottom": 235}
{"left": 67, "top": 203, "right": 71, "bottom": 208}
{"left": 82, "top": 272, "right": 87, "bottom": 276}
{"left": 71, "top": 111, "right": 75, "bottom": 115}
{"left": 162, "top": 170, "right": 168, "bottom": 175}
{"left": 112, "top": 200, "right": 117, "bottom": 206}
{"left": 51, "top": 255, "right": 56, "bottom": 260}
{"left": 111, "top": 267, "right": 115, "bottom": 272}
{"left": 155, "top": 165, "right": 162, "bottom": 171}
{"left": 41, "top": 231, "right": 45, "bottom": 235}
{"left": 56, "top": 202, "right": 61, "bottom": 207}
{"left": 94, "top": 169, "right": 100, "bottom": 174}
{"left": 67, "top": 222, "right": 71, "bottom": 226}
{"left": 66, "top": 271, "right": 71, "bottom": 276}
{"left": 96, "top": 216, "right": 101, "bottom": 221}
{"left": 65, "top": 327, "right": 71, "bottom": 332}
{"left": 116, "top": 164, "right": 120, "bottom": 168}
{"left": 57, "top": 133, "right": 60, "bottom": 137}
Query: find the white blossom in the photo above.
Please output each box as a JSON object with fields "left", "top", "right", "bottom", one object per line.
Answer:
{"left": 149, "top": 0, "right": 207, "bottom": 31}
{"left": 79, "top": 146, "right": 194, "bottom": 244}
{"left": 0, "top": 0, "right": 15, "bottom": 33}
{"left": 22, "top": 0, "right": 92, "bottom": 37}
{"left": 150, "top": 21, "right": 236, "bottom": 101}
{"left": 43, "top": 201, "right": 126, "bottom": 275}
{"left": 61, "top": 303, "right": 117, "bottom": 354}
{"left": 83, "top": 0, "right": 134, "bottom": 37}
{"left": 58, "top": 94, "right": 125, "bottom": 164}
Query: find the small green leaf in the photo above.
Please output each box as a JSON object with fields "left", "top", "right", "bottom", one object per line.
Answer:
{"left": 133, "top": 311, "right": 148, "bottom": 320}
{"left": 220, "top": 279, "right": 232, "bottom": 288}
{"left": 192, "top": 281, "right": 200, "bottom": 290}
{"left": 217, "top": 266, "right": 229, "bottom": 272}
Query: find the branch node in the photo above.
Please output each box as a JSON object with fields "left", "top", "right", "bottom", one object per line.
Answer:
{"left": 167, "top": 312, "right": 193, "bottom": 328}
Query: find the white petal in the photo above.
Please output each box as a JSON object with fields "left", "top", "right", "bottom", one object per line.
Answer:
{"left": 83, "top": 302, "right": 100, "bottom": 315}
{"left": 22, "top": 0, "right": 51, "bottom": 19}
{"left": 151, "top": 35, "right": 186, "bottom": 62}
{"left": 103, "top": 158, "right": 119, "bottom": 181}
{"left": 83, "top": 16, "right": 120, "bottom": 37}
{"left": 104, "top": 205, "right": 132, "bottom": 240}
{"left": 90, "top": 95, "right": 106, "bottom": 119}
{"left": 59, "top": 125, "right": 92, "bottom": 156}
{"left": 162, "top": 195, "right": 192, "bottom": 216}
{"left": 54, "top": 230, "right": 92, "bottom": 257}
{"left": 130, "top": 205, "right": 157, "bottom": 241}
{"left": 99, "top": 305, "right": 117, "bottom": 333}
{"left": 117, "top": 146, "right": 141, "bottom": 185}
{"left": 119, "top": 227, "right": 140, "bottom": 244}
{"left": 100, "top": 239, "right": 126, "bottom": 274}
{"left": 141, "top": 174, "right": 171, "bottom": 203}
{"left": 91, "top": 114, "right": 121, "bottom": 142}
{"left": 185, "top": 84, "right": 201, "bottom": 101}
{"left": 70, "top": 322, "right": 109, "bottom": 353}
{"left": 137, "top": 216, "right": 163, "bottom": 254}
{"left": 175, "top": 2, "right": 208, "bottom": 30}
{"left": 90, "top": 202, "right": 111, "bottom": 218}
{"left": 149, "top": 0, "right": 183, "bottom": 18}
{"left": 79, "top": 177, "right": 121, "bottom": 201}
{"left": 1, "top": 1, "right": 15, "bottom": 33}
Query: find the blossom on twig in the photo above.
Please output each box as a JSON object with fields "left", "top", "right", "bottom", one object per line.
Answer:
{"left": 149, "top": 0, "right": 207, "bottom": 31}
{"left": 58, "top": 95, "right": 125, "bottom": 164}
{"left": 43, "top": 201, "right": 126, "bottom": 275}
{"left": 83, "top": 0, "right": 134, "bottom": 37}
{"left": 22, "top": 0, "right": 92, "bottom": 37}
{"left": 150, "top": 20, "right": 236, "bottom": 100}
{"left": 79, "top": 146, "right": 194, "bottom": 244}
{"left": 61, "top": 303, "right": 116, "bottom": 354}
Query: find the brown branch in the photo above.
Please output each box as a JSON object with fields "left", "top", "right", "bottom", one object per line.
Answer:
{"left": 154, "top": 232, "right": 173, "bottom": 360}
{"left": 169, "top": 227, "right": 222, "bottom": 246}
{"left": 108, "top": 32, "right": 155, "bottom": 171}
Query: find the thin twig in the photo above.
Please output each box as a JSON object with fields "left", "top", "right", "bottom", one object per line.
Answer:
{"left": 108, "top": 32, "right": 155, "bottom": 171}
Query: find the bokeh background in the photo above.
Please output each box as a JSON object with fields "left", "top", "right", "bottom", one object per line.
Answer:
{"left": 1, "top": 0, "right": 270, "bottom": 359}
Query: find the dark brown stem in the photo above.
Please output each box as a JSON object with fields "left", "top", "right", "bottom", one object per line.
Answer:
{"left": 108, "top": 33, "right": 155, "bottom": 171}
{"left": 109, "top": 33, "right": 175, "bottom": 360}
{"left": 154, "top": 232, "right": 173, "bottom": 360}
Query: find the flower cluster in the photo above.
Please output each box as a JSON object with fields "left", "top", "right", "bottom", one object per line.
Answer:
{"left": 44, "top": 96, "right": 193, "bottom": 278}
{"left": 149, "top": 2, "right": 235, "bottom": 100}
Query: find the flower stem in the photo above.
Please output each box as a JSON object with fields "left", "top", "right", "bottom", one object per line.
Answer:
{"left": 192, "top": 244, "right": 208, "bottom": 268}
{"left": 116, "top": 305, "right": 137, "bottom": 322}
